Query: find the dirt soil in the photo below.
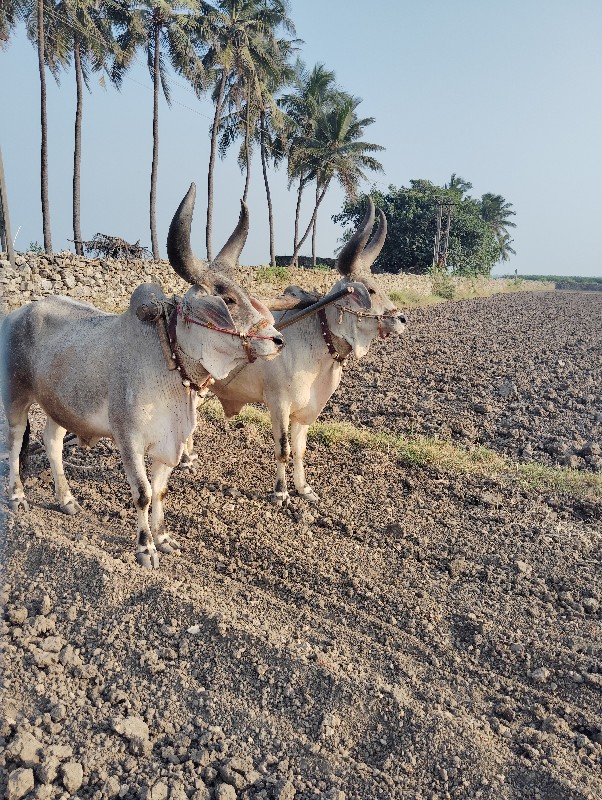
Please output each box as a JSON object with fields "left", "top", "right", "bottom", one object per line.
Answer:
{"left": 1, "top": 291, "right": 601, "bottom": 800}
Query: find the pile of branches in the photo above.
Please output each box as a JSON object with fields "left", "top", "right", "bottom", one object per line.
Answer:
{"left": 78, "top": 234, "right": 150, "bottom": 260}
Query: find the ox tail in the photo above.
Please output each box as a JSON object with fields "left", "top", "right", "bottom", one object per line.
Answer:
{"left": 18, "top": 419, "right": 31, "bottom": 474}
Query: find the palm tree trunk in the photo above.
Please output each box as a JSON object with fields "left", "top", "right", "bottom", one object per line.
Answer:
{"left": 37, "top": 0, "right": 52, "bottom": 254}
{"left": 72, "top": 39, "right": 83, "bottom": 256}
{"left": 0, "top": 143, "right": 15, "bottom": 267}
{"left": 311, "top": 180, "right": 319, "bottom": 266}
{"left": 242, "top": 86, "right": 252, "bottom": 203}
{"left": 292, "top": 176, "right": 306, "bottom": 267}
{"left": 206, "top": 69, "right": 226, "bottom": 261}
{"left": 149, "top": 20, "right": 160, "bottom": 260}
{"left": 259, "top": 111, "right": 275, "bottom": 267}
{"left": 290, "top": 180, "right": 330, "bottom": 265}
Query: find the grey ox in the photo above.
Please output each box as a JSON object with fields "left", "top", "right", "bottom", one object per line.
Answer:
{"left": 184, "top": 199, "right": 406, "bottom": 505}
{"left": 0, "top": 184, "right": 285, "bottom": 567}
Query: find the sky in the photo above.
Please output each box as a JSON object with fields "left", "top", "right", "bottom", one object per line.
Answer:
{"left": 1, "top": 0, "right": 601, "bottom": 276}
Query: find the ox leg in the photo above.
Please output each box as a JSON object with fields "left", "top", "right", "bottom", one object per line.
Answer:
{"left": 43, "top": 417, "right": 81, "bottom": 515}
{"left": 179, "top": 433, "right": 198, "bottom": 470}
{"left": 180, "top": 395, "right": 199, "bottom": 470}
{"left": 290, "top": 420, "right": 319, "bottom": 504}
{"left": 268, "top": 404, "right": 291, "bottom": 507}
{"left": 120, "top": 447, "right": 158, "bottom": 569}
{"left": 150, "top": 459, "right": 180, "bottom": 554}
{"left": 7, "top": 411, "right": 30, "bottom": 512}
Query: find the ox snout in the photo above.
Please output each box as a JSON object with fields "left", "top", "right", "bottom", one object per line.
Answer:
{"left": 251, "top": 327, "right": 286, "bottom": 361}
{"left": 380, "top": 313, "right": 407, "bottom": 339}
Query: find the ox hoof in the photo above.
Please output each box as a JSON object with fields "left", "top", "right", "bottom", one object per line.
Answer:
{"left": 157, "top": 538, "right": 181, "bottom": 555}
{"left": 60, "top": 500, "right": 82, "bottom": 516}
{"left": 296, "top": 487, "right": 320, "bottom": 504}
{"left": 270, "top": 492, "right": 290, "bottom": 508}
{"left": 180, "top": 453, "right": 199, "bottom": 470}
{"left": 9, "top": 498, "right": 29, "bottom": 512}
{"left": 136, "top": 550, "right": 160, "bottom": 569}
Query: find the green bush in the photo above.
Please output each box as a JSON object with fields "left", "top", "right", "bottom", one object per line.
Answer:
{"left": 430, "top": 266, "right": 455, "bottom": 299}
{"left": 255, "top": 265, "right": 290, "bottom": 283}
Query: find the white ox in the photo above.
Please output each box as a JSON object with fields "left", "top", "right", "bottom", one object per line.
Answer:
{"left": 0, "top": 184, "right": 285, "bottom": 566}
{"left": 185, "top": 199, "right": 406, "bottom": 505}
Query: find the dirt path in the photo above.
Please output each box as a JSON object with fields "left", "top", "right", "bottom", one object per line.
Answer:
{"left": 2, "top": 291, "right": 601, "bottom": 800}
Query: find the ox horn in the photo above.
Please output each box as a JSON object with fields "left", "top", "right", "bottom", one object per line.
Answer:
{"left": 167, "top": 183, "right": 207, "bottom": 285}
{"left": 210, "top": 200, "right": 249, "bottom": 271}
{"left": 362, "top": 208, "right": 387, "bottom": 270}
{"left": 336, "top": 197, "right": 375, "bottom": 276}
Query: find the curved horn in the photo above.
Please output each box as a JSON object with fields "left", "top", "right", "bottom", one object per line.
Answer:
{"left": 210, "top": 200, "right": 249, "bottom": 270}
{"left": 166, "top": 183, "right": 206, "bottom": 284}
{"left": 362, "top": 208, "right": 387, "bottom": 270}
{"left": 336, "top": 197, "right": 375, "bottom": 276}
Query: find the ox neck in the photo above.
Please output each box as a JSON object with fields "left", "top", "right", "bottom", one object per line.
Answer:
{"left": 318, "top": 308, "right": 351, "bottom": 364}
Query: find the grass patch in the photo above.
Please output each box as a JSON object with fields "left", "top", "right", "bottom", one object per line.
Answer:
{"left": 199, "top": 398, "right": 601, "bottom": 501}
{"left": 430, "top": 269, "right": 456, "bottom": 300}
{"left": 388, "top": 289, "right": 442, "bottom": 307}
{"left": 516, "top": 275, "right": 602, "bottom": 285}
{"left": 255, "top": 265, "right": 290, "bottom": 283}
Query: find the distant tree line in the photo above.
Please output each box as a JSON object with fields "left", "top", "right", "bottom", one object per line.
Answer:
{"left": 1, "top": 0, "right": 383, "bottom": 264}
{"left": 333, "top": 176, "right": 516, "bottom": 276}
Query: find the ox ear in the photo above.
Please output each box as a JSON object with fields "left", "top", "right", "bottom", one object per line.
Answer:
{"left": 347, "top": 281, "right": 371, "bottom": 310}
{"left": 190, "top": 296, "right": 236, "bottom": 331}
{"left": 249, "top": 296, "right": 275, "bottom": 325}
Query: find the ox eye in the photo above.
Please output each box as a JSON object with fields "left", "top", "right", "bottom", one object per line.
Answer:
{"left": 368, "top": 288, "right": 376, "bottom": 295}
{"left": 224, "top": 296, "right": 236, "bottom": 306}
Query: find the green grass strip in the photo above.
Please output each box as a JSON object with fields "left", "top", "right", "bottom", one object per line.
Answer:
{"left": 200, "top": 400, "right": 601, "bottom": 501}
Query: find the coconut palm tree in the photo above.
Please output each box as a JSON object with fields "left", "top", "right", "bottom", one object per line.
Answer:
{"left": 289, "top": 94, "right": 384, "bottom": 266}
{"left": 37, "top": 0, "right": 52, "bottom": 252}
{"left": 498, "top": 231, "right": 516, "bottom": 262}
{"left": 195, "top": 0, "right": 294, "bottom": 260}
{"left": 217, "top": 34, "right": 295, "bottom": 264}
{"left": 1, "top": 1, "right": 29, "bottom": 262}
{"left": 41, "top": 0, "right": 116, "bottom": 254}
{"left": 279, "top": 61, "right": 339, "bottom": 264}
{"left": 480, "top": 192, "right": 516, "bottom": 249}
{"left": 111, "top": 0, "right": 203, "bottom": 260}
{"left": 446, "top": 173, "right": 472, "bottom": 198}
{"left": 0, "top": 0, "right": 29, "bottom": 44}
{"left": 20, "top": 0, "right": 54, "bottom": 252}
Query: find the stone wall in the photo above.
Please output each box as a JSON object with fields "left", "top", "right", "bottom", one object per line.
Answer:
{"left": 275, "top": 255, "right": 336, "bottom": 268}
{"left": 0, "top": 251, "right": 549, "bottom": 314}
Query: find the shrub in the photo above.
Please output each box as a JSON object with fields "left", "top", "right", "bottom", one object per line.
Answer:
{"left": 255, "top": 265, "right": 290, "bottom": 283}
{"left": 430, "top": 267, "right": 455, "bottom": 299}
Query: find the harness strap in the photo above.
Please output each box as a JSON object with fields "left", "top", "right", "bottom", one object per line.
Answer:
{"left": 177, "top": 303, "right": 274, "bottom": 364}
{"left": 318, "top": 308, "right": 347, "bottom": 364}
{"left": 166, "top": 308, "right": 214, "bottom": 393}
{"left": 334, "top": 302, "right": 401, "bottom": 340}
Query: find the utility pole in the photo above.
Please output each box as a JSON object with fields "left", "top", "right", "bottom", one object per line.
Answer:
{"left": 433, "top": 199, "right": 454, "bottom": 269}
{"left": 0, "top": 143, "right": 15, "bottom": 268}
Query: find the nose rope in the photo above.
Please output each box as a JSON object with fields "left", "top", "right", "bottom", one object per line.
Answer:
{"left": 177, "top": 303, "right": 276, "bottom": 364}
{"left": 166, "top": 307, "right": 214, "bottom": 392}
{"left": 334, "top": 303, "right": 401, "bottom": 322}
{"left": 334, "top": 303, "right": 403, "bottom": 340}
